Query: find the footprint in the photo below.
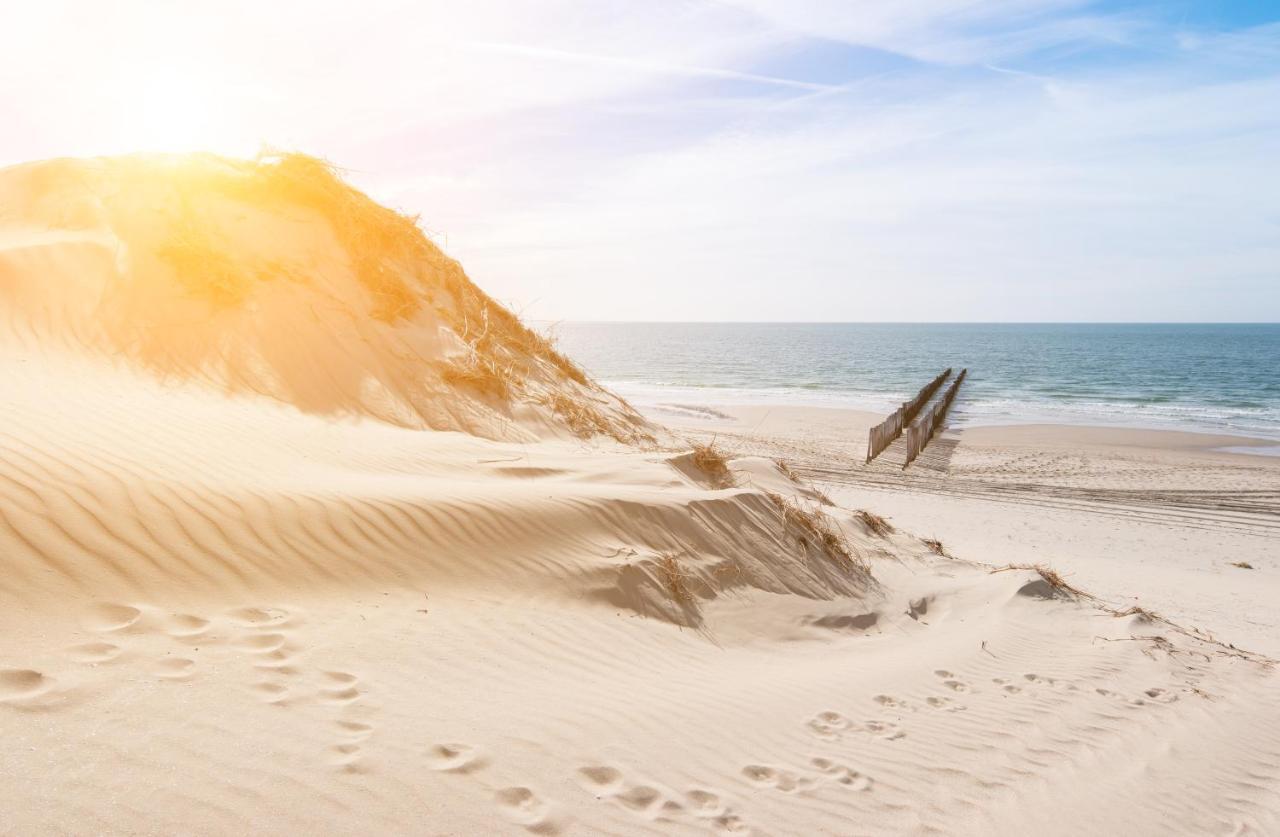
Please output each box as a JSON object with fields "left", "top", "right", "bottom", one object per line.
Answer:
{"left": 934, "top": 669, "right": 955, "bottom": 679}
{"left": 67, "top": 642, "right": 122, "bottom": 664}
{"left": 942, "top": 680, "right": 970, "bottom": 693}
{"left": 495, "top": 786, "right": 556, "bottom": 832}
{"left": 428, "top": 743, "right": 485, "bottom": 773}
{"left": 873, "top": 694, "right": 911, "bottom": 710}
{"left": 714, "top": 813, "right": 752, "bottom": 834}
{"left": 235, "top": 633, "right": 287, "bottom": 653}
{"left": 810, "top": 757, "right": 874, "bottom": 791}
{"left": 863, "top": 720, "right": 906, "bottom": 740}
{"left": 806, "top": 710, "right": 851, "bottom": 739}
{"left": 320, "top": 685, "right": 360, "bottom": 705}
{"left": 83, "top": 602, "right": 141, "bottom": 632}
{"left": 577, "top": 765, "right": 624, "bottom": 796}
{"left": 326, "top": 742, "right": 362, "bottom": 768}
{"left": 226, "top": 607, "right": 292, "bottom": 628}
{"left": 616, "top": 784, "right": 664, "bottom": 814}
{"left": 152, "top": 657, "right": 196, "bottom": 680}
{"left": 685, "top": 789, "right": 726, "bottom": 818}
{"left": 251, "top": 681, "right": 289, "bottom": 703}
{"left": 335, "top": 720, "right": 374, "bottom": 741}
{"left": 252, "top": 649, "right": 300, "bottom": 672}
{"left": 321, "top": 671, "right": 358, "bottom": 686}
{"left": 165, "top": 614, "right": 210, "bottom": 638}
{"left": 741, "top": 764, "right": 812, "bottom": 794}
{"left": 926, "top": 696, "right": 965, "bottom": 712}
{"left": 0, "top": 669, "right": 52, "bottom": 701}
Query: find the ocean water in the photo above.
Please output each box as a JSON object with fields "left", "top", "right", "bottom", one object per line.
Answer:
{"left": 549, "top": 323, "right": 1280, "bottom": 441}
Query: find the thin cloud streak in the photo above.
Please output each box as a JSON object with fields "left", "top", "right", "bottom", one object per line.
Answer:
{"left": 466, "top": 40, "right": 841, "bottom": 92}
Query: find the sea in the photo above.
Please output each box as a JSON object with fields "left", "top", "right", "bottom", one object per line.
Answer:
{"left": 549, "top": 323, "right": 1280, "bottom": 443}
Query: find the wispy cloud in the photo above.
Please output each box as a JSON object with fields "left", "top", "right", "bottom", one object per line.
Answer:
{"left": 467, "top": 41, "right": 840, "bottom": 92}
{"left": 2, "top": 1, "right": 1278, "bottom": 320}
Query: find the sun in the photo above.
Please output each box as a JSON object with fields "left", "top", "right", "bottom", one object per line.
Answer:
{"left": 108, "top": 63, "right": 248, "bottom": 156}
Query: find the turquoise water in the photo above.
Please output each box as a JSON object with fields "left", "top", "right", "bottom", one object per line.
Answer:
{"left": 550, "top": 323, "right": 1280, "bottom": 440}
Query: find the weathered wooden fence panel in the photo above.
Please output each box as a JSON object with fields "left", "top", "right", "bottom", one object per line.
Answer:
{"left": 902, "top": 368, "right": 967, "bottom": 468}
{"left": 865, "top": 368, "right": 951, "bottom": 463}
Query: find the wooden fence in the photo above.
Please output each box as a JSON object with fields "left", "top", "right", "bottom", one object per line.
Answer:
{"left": 902, "top": 368, "right": 967, "bottom": 468}
{"left": 865, "top": 368, "right": 952, "bottom": 464}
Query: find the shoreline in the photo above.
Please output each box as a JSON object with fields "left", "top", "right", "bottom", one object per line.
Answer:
{"left": 645, "top": 400, "right": 1280, "bottom": 457}
{"left": 602, "top": 376, "right": 1280, "bottom": 446}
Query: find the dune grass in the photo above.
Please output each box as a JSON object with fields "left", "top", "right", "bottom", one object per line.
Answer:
{"left": 775, "top": 459, "right": 801, "bottom": 483}
{"left": 691, "top": 441, "right": 734, "bottom": 488}
{"left": 439, "top": 352, "right": 515, "bottom": 400}
{"left": 657, "top": 553, "right": 694, "bottom": 605}
{"left": 856, "top": 510, "right": 895, "bottom": 538}
{"left": 767, "top": 493, "right": 860, "bottom": 572}
{"left": 922, "top": 538, "right": 948, "bottom": 557}
{"left": 991, "top": 563, "right": 1090, "bottom": 598}
{"left": 154, "top": 151, "right": 596, "bottom": 405}
{"left": 157, "top": 221, "right": 254, "bottom": 307}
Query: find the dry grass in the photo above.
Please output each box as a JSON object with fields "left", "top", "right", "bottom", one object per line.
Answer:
{"left": 1113, "top": 605, "right": 1161, "bottom": 621}
{"left": 138, "top": 152, "right": 660, "bottom": 436}
{"left": 922, "top": 538, "right": 948, "bottom": 557}
{"left": 991, "top": 563, "right": 1090, "bottom": 599}
{"left": 1229, "top": 561, "right": 1255, "bottom": 570}
{"left": 767, "top": 493, "right": 860, "bottom": 572}
{"left": 164, "top": 151, "right": 604, "bottom": 402}
{"left": 775, "top": 459, "right": 801, "bottom": 484}
{"left": 856, "top": 510, "right": 895, "bottom": 538}
{"left": 157, "top": 222, "right": 254, "bottom": 307}
{"left": 542, "top": 393, "right": 656, "bottom": 445}
{"left": 545, "top": 392, "right": 612, "bottom": 437}
{"left": 657, "top": 553, "right": 694, "bottom": 605}
{"left": 439, "top": 353, "right": 515, "bottom": 400}
{"left": 691, "top": 441, "right": 734, "bottom": 488}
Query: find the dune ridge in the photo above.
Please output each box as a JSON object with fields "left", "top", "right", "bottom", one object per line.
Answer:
{"left": 1, "top": 154, "right": 1277, "bottom": 835}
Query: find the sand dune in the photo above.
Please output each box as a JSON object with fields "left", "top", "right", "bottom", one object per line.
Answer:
{"left": 1, "top": 155, "right": 1277, "bottom": 835}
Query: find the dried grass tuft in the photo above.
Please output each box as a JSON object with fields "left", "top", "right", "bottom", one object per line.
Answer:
{"left": 157, "top": 223, "right": 254, "bottom": 307}
{"left": 922, "top": 538, "right": 948, "bottom": 557}
{"left": 542, "top": 393, "right": 656, "bottom": 445}
{"left": 775, "top": 459, "right": 802, "bottom": 484}
{"left": 691, "top": 441, "right": 734, "bottom": 489}
{"left": 1112, "top": 605, "right": 1161, "bottom": 621}
{"left": 856, "top": 510, "right": 895, "bottom": 538}
{"left": 439, "top": 353, "right": 514, "bottom": 400}
{"left": 179, "top": 151, "right": 607, "bottom": 398}
{"left": 991, "top": 563, "right": 1090, "bottom": 598}
{"left": 657, "top": 553, "right": 694, "bottom": 605}
{"left": 767, "top": 493, "right": 860, "bottom": 572}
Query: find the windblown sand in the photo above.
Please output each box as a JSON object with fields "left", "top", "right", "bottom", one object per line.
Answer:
{"left": 2, "top": 156, "right": 1278, "bottom": 835}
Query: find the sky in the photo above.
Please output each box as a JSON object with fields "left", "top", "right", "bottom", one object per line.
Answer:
{"left": 3, "top": 1, "right": 1278, "bottom": 322}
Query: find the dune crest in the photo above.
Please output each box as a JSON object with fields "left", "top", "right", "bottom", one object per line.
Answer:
{"left": 0, "top": 152, "right": 649, "bottom": 443}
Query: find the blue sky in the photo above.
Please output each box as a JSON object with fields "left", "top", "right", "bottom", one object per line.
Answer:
{"left": 3, "top": 1, "right": 1278, "bottom": 321}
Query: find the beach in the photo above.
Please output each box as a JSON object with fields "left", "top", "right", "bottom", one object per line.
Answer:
{"left": 658, "top": 404, "right": 1280, "bottom": 657}
{"left": 2, "top": 154, "right": 1278, "bottom": 836}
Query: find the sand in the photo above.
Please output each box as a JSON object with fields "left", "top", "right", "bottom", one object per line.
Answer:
{"left": 2, "top": 155, "right": 1279, "bottom": 836}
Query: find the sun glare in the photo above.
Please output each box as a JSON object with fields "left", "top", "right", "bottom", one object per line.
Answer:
{"left": 108, "top": 64, "right": 247, "bottom": 156}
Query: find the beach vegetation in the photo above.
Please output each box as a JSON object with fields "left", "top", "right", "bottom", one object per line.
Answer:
{"left": 767, "top": 492, "right": 861, "bottom": 572}
{"left": 856, "top": 510, "right": 895, "bottom": 538}
{"left": 691, "top": 441, "right": 734, "bottom": 488}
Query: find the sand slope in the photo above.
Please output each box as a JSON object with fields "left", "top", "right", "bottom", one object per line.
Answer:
{"left": 1, "top": 155, "right": 1278, "bottom": 835}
